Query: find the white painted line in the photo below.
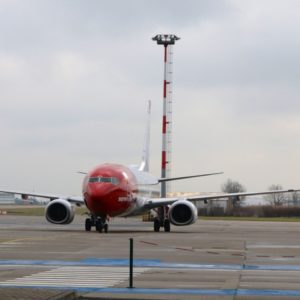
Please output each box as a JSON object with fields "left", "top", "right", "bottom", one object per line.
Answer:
{"left": 0, "top": 266, "right": 149, "bottom": 289}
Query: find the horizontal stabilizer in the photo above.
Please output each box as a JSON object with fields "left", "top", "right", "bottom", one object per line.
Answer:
{"left": 158, "top": 172, "right": 223, "bottom": 183}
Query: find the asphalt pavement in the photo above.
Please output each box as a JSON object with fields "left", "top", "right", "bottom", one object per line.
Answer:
{"left": 0, "top": 214, "right": 300, "bottom": 299}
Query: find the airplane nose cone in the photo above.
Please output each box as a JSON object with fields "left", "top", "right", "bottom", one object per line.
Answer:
{"left": 84, "top": 183, "right": 130, "bottom": 216}
{"left": 86, "top": 184, "right": 113, "bottom": 206}
{"left": 88, "top": 184, "right": 112, "bottom": 198}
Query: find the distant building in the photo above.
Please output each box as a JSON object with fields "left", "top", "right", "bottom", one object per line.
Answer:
{"left": 0, "top": 192, "right": 15, "bottom": 205}
{"left": 15, "top": 197, "right": 40, "bottom": 205}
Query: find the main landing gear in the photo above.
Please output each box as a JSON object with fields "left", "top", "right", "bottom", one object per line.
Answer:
{"left": 85, "top": 216, "right": 108, "bottom": 233}
{"left": 153, "top": 207, "right": 171, "bottom": 232}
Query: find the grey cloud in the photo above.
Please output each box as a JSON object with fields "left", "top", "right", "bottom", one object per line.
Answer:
{"left": 0, "top": 0, "right": 300, "bottom": 193}
{"left": 0, "top": 0, "right": 234, "bottom": 52}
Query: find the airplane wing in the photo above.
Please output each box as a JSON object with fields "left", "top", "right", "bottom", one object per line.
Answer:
{"left": 158, "top": 172, "right": 223, "bottom": 182}
{"left": 144, "top": 188, "right": 300, "bottom": 209}
{"left": 0, "top": 189, "right": 84, "bottom": 205}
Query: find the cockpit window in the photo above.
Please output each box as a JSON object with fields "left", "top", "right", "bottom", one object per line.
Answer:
{"left": 111, "top": 177, "right": 119, "bottom": 185}
{"left": 89, "top": 177, "right": 99, "bottom": 183}
{"left": 88, "top": 177, "right": 119, "bottom": 185}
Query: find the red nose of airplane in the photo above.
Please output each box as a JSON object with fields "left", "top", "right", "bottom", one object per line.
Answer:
{"left": 84, "top": 181, "right": 130, "bottom": 217}
{"left": 88, "top": 183, "right": 113, "bottom": 199}
{"left": 82, "top": 163, "right": 137, "bottom": 217}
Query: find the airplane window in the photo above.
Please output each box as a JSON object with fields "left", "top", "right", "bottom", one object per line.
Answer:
{"left": 112, "top": 177, "right": 119, "bottom": 185}
{"left": 88, "top": 177, "right": 119, "bottom": 185}
{"left": 100, "top": 177, "right": 111, "bottom": 183}
{"left": 89, "top": 177, "right": 98, "bottom": 183}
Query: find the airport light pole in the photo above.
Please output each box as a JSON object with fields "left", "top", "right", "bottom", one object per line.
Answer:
{"left": 152, "top": 34, "right": 180, "bottom": 198}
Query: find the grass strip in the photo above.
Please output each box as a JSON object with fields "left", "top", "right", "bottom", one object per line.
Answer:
{"left": 3, "top": 206, "right": 88, "bottom": 216}
{"left": 200, "top": 216, "right": 300, "bottom": 222}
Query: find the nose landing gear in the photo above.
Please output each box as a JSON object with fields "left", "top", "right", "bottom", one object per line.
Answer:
{"left": 85, "top": 216, "right": 109, "bottom": 233}
{"left": 95, "top": 219, "right": 108, "bottom": 233}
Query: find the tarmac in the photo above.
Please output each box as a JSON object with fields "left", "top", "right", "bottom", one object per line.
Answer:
{"left": 0, "top": 214, "right": 300, "bottom": 299}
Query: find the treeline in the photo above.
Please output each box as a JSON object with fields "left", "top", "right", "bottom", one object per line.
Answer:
{"left": 199, "top": 205, "right": 300, "bottom": 217}
{"left": 221, "top": 179, "right": 300, "bottom": 208}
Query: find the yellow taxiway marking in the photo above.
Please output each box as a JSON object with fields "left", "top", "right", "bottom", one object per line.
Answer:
{"left": 0, "top": 235, "right": 59, "bottom": 244}
{"left": 0, "top": 237, "right": 36, "bottom": 244}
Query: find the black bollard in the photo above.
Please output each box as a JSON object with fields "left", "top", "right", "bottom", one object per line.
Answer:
{"left": 128, "top": 238, "right": 134, "bottom": 288}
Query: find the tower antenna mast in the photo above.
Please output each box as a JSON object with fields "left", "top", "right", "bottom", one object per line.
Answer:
{"left": 152, "top": 34, "right": 180, "bottom": 198}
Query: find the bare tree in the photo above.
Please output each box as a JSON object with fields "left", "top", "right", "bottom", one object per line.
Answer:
{"left": 264, "top": 184, "right": 287, "bottom": 206}
{"left": 221, "top": 178, "right": 246, "bottom": 208}
{"left": 289, "top": 191, "right": 300, "bottom": 206}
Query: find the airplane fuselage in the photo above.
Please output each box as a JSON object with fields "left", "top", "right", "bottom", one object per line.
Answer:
{"left": 82, "top": 163, "right": 160, "bottom": 218}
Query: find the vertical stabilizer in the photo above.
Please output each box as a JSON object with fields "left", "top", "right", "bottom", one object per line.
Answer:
{"left": 139, "top": 100, "right": 151, "bottom": 172}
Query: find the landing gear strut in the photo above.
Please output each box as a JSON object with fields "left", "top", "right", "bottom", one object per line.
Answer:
{"left": 85, "top": 216, "right": 109, "bottom": 233}
{"left": 153, "top": 207, "right": 171, "bottom": 232}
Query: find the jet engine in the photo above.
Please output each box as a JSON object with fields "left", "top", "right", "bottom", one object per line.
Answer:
{"left": 168, "top": 200, "right": 198, "bottom": 226}
{"left": 45, "top": 199, "right": 75, "bottom": 224}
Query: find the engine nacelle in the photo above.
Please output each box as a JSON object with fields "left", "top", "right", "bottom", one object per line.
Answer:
{"left": 168, "top": 200, "right": 198, "bottom": 226}
{"left": 45, "top": 199, "right": 75, "bottom": 225}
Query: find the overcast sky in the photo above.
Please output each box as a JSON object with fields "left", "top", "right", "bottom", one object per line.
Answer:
{"left": 0, "top": 0, "right": 300, "bottom": 196}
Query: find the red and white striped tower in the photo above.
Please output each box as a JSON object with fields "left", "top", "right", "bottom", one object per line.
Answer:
{"left": 152, "top": 34, "right": 180, "bottom": 198}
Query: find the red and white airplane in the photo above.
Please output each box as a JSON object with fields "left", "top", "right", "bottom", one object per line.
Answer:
{"left": 0, "top": 104, "right": 299, "bottom": 233}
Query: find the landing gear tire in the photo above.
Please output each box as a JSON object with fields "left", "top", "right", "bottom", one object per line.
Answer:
{"left": 154, "top": 218, "right": 160, "bottom": 232}
{"left": 85, "top": 218, "right": 92, "bottom": 231}
{"left": 95, "top": 220, "right": 103, "bottom": 233}
{"left": 163, "top": 219, "right": 170, "bottom": 232}
{"left": 103, "top": 223, "right": 108, "bottom": 233}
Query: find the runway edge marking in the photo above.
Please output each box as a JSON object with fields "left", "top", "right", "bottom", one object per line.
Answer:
{"left": 1, "top": 286, "right": 300, "bottom": 296}
{"left": 1, "top": 258, "right": 300, "bottom": 271}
